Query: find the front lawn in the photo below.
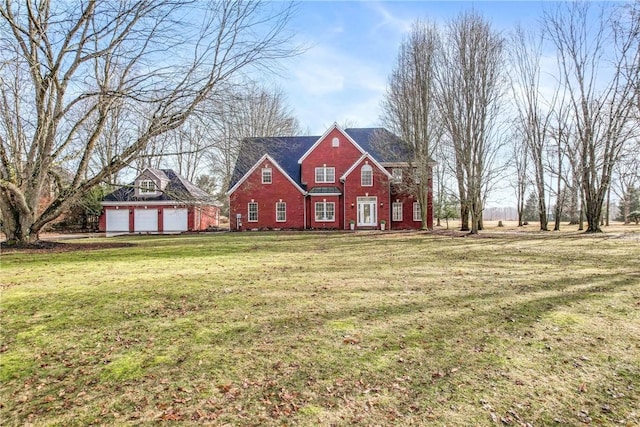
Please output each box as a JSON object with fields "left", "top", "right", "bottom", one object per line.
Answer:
{"left": 1, "top": 230, "right": 639, "bottom": 425}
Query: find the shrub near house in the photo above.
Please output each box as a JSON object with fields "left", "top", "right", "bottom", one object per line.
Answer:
{"left": 227, "top": 123, "right": 432, "bottom": 231}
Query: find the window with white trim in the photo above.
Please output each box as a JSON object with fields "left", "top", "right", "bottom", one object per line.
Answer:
{"left": 276, "top": 202, "right": 286, "bottom": 222}
{"left": 315, "top": 166, "right": 335, "bottom": 183}
{"left": 139, "top": 179, "right": 157, "bottom": 194}
{"left": 392, "top": 202, "right": 403, "bottom": 221}
{"left": 413, "top": 168, "right": 421, "bottom": 184}
{"left": 262, "top": 168, "right": 272, "bottom": 184}
{"left": 361, "top": 164, "right": 373, "bottom": 187}
{"left": 332, "top": 137, "right": 340, "bottom": 147}
{"left": 248, "top": 202, "right": 258, "bottom": 222}
{"left": 315, "top": 201, "right": 335, "bottom": 222}
{"left": 391, "top": 168, "right": 402, "bottom": 183}
{"left": 413, "top": 202, "right": 421, "bottom": 221}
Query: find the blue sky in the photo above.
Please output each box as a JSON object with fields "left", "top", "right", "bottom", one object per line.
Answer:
{"left": 277, "top": 1, "right": 550, "bottom": 134}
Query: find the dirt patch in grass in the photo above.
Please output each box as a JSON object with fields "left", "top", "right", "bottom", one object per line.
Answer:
{"left": 0, "top": 240, "right": 134, "bottom": 254}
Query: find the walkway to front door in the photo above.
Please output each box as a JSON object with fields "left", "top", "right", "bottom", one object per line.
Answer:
{"left": 357, "top": 196, "right": 377, "bottom": 227}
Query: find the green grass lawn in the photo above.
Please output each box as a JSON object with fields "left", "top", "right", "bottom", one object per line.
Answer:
{"left": 1, "top": 230, "right": 639, "bottom": 426}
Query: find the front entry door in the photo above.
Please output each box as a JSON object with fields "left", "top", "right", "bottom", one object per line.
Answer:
{"left": 357, "top": 197, "right": 377, "bottom": 227}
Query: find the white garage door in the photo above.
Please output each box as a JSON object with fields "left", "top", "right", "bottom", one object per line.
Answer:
{"left": 134, "top": 208, "right": 158, "bottom": 233}
{"left": 105, "top": 209, "right": 129, "bottom": 236}
{"left": 163, "top": 208, "right": 188, "bottom": 233}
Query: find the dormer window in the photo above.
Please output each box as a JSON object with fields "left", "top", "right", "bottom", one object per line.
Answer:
{"left": 139, "top": 179, "right": 157, "bottom": 194}
{"left": 262, "top": 167, "right": 272, "bottom": 184}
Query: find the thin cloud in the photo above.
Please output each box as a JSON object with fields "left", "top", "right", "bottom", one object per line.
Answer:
{"left": 367, "top": 1, "right": 413, "bottom": 35}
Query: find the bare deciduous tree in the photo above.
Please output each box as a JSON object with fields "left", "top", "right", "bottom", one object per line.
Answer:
{"left": 0, "top": 0, "right": 297, "bottom": 245}
{"left": 508, "top": 131, "right": 528, "bottom": 227}
{"left": 208, "top": 83, "right": 300, "bottom": 212}
{"left": 437, "top": 12, "right": 505, "bottom": 234}
{"left": 508, "top": 26, "right": 557, "bottom": 231}
{"left": 544, "top": 1, "right": 640, "bottom": 233}
{"left": 380, "top": 20, "right": 442, "bottom": 230}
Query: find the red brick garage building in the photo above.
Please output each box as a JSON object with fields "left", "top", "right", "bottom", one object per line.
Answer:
{"left": 100, "top": 168, "right": 220, "bottom": 236}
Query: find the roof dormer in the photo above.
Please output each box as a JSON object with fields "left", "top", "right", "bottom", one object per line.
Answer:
{"left": 134, "top": 168, "right": 169, "bottom": 198}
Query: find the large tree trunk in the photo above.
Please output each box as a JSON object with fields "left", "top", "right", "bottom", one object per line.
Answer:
{"left": 460, "top": 203, "right": 470, "bottom": 232}
{"left": 567, "top": 182, "right": 579, "bottom": 225}
{"left": 537, "top": 193, "right": 548, "bottom": 231}
{"left": 553, "top": 203, "right": 562, "bottom": 231}
{"left": 0, "top": 204, "right": 37, "bottom": 245}
{"left": 0, "top": 183, "right": 39, "bottom": 245}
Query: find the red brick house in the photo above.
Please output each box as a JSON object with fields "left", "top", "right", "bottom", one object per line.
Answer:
{"left": 99, "top": 168, "right": 220, "bottom": 236}
{"left": 227, "top": 124, "right": 433, "bottom": 231}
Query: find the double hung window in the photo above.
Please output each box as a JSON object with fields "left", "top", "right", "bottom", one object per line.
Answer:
{"left": 262, "top": 168, "right": 272, "bottom": 184}
{"left": 315, "top": 166, "right": 335, "bottom": 183}
{"left": 392, "top": 202, "right": 403, "bottom": 221}
{"left": 315, "top": 201, "right": 335, "bottom": 222}
{"left": 248, "top": 202, "right": 258, "bottom": 222}
{"left": 276, "top": 202, "right": 286, "bottom": 222}
{"left": 413, "top": 202, "right": 421, "bottom": 222}
{"left": 139, "top": 180, "right": 156, "bottom": 194}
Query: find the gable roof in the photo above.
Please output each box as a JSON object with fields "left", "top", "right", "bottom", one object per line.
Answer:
{"left": 226, "top": 154, "right": 306, "bottom": 195}
{"left": 228, "top": 136, "right": 316, "bottom": 192}
{"left": 340, "top": 153, "right": 393, "bottom": 181}
{"left": 103, "top": 168, "right": 216, "bottom": 204}
{"left": 297, "top": 123, "right": 365, "bottom": 164}
{"left": 227, "top": 127, "right": 412, "bottom": 192}
{"left": 144, "top": 168, "right": 170, "bottom": 182}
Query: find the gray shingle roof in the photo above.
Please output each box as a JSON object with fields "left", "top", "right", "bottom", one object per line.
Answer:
{"left": 104, "top": 169, "right": 216, "bottom": 204}
{"left": 228, "top": 128, "right": 411, "bottom": 192}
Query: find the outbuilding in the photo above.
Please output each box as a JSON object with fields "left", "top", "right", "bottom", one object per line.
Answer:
{"left": 100, "top": 168, "right": 220, "bottom": 236}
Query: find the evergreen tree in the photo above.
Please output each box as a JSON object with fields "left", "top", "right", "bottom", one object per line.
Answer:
{"left": 523, "top": 192, "right": 539, "bottom": 222}
{"left": 618, "top": 187, "right": 640, "bottom": 222}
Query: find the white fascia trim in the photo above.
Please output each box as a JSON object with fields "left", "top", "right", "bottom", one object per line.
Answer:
{"left": 340, "top": 153, "right": 393, "bottom": 181}
{"left": 102, "top": 201, "right": 194, "bottom": 207}
{"left": 226, "top": 154, "right": 306, "bottom": 196}
{"left": 380, "top": 162, "right": 410, "bottom": 168}
{"left": 297, "top": 123, "right": 366, "bottom": 164}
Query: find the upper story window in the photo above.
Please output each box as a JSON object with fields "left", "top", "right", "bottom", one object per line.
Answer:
{"left": 332, "top": 137, "right": 340, "bottom": 147}
{"left": 139, "top": 179, "right": 157, "bottom": 194}
{"left": 361, "top": 164, "right": 373, "bottom": 187}
{"left": 262, "top": 167, "right": 272, "bottom": 184}
{"left": 413, "top": 168, "right": 421, "bottom": 184}
{"left": 391, "top": 168, "right": 403, "bottom": 183}
{"left": 315, "top": 166, "right": 335, "bottom": 183}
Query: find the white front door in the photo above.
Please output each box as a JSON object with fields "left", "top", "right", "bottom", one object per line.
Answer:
{"left": 357, "top": 197, "right": 377, "bottom": 226}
